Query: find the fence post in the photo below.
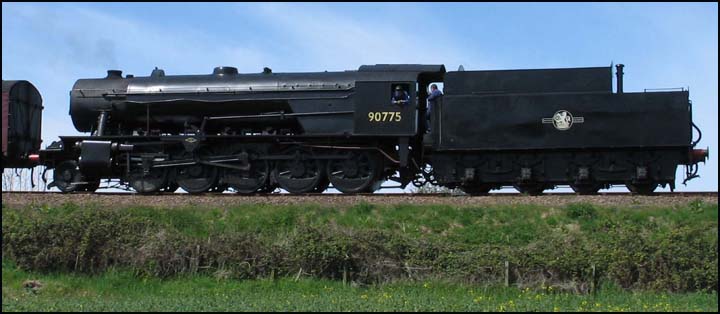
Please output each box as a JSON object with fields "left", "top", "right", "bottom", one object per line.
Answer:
{"left": 504, "top": 261, "right": 510, "bottom": 287}
{"left": 590, "top": 264, "right": 596, "bottom": 294}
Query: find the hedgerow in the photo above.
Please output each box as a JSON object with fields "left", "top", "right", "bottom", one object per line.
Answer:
{"left": 2, "top": 201, "right": 717, "bottom": 292}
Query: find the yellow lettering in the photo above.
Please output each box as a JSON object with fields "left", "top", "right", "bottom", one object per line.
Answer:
{"left": 367, "top": 111, "right": 402, "bottom": 122}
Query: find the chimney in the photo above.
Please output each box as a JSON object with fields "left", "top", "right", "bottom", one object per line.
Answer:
{"left": 106, "top": 70, "right": 123, "bottom": 79}
{"left": 615, "top": 64, "right": 624, "bottom": 94}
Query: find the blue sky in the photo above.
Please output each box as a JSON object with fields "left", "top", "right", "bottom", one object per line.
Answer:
{"left": 2, "top": 2, "right": 717, "bottom": 192}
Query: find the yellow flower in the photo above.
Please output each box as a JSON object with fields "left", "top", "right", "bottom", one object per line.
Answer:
{"left": 423, "top": 282, "right": 430, "bottom": 289}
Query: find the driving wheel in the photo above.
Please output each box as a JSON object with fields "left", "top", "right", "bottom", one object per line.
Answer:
{"left": 327, "top": 151, "right": 382, "bottom": 194}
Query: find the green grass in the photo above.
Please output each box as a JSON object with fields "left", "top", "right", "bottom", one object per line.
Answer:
{"left": 2, "top": 262, "right": 716, "bottom": 312}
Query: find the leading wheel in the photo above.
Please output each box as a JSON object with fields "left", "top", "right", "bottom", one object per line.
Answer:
{"left": 52, "top": 161, "right": 83, "bottom": 193}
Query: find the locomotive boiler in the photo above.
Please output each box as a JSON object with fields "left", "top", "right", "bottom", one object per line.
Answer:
{"left": 42, "top": 65, "right": 445, "bottom": 194}
{"left": 2, "top": 63, "right": 710, "bottom": 195}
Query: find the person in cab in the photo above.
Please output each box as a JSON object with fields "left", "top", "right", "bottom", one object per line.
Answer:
{"left": 391, "top": 85, "right": 410, "bottom": 106}
{"left": 426, "top": 84, "right": 443, "bottom": 132}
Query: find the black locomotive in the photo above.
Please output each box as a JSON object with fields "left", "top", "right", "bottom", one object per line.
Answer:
{"left": 2, "top": 64, "right": 709, "bottom": 195}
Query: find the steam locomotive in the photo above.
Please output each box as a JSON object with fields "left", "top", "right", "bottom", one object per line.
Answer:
{"left": 1, "top": 63, "right": 709, "bottom": 195}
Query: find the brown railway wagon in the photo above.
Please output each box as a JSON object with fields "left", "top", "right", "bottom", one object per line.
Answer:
{"left": 1, "top": 80, "right": 43, "bottom": 170}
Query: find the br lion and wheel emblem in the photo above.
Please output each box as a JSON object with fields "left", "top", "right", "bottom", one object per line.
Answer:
{"left": 542, "top": 110, "right": 585, "bottom": 131}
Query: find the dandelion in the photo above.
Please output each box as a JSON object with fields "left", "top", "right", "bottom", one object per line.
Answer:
{"left": 360, "top": 294, "right": 368, "bottom": 300}
{"left": 423, "top": 282, "right": 430, "bottom": 289}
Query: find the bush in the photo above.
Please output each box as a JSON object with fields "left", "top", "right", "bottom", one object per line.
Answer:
{"left": 2, "top": 205, "right": 151, "bottom": 273}
{"left": 565, "top": 203, "right": 598, "bottom": 220}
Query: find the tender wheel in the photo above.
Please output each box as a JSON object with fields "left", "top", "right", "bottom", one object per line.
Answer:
{"left": 326, "top": 152, "right": 382, "bottom": 194}
{"left": 128, "top": 168, "right": 167, "bottom": 194}
{"left": 224, "top": 150, "right": 271, "bottom": 194}
{"left": 461, "top": 184, "right": 492, "bottom": 195}
{"left": 570, "top": 183, "right": 602, "bottom": 195}
{"left": 514, "top": 183, "right": 546, "bottom": 195}
{"left": 273, "top": 149, "right": 326, "bottom": 194}
{"left": 627, "top": 182, "right": 657, "bottom": 195}
{"left": 52, "top": 161, "right": 84, "bottom": 193}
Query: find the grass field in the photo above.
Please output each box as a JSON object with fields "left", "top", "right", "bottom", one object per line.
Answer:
{"left": 2, "top": 199, "right": 718, "bottom": 311}
{"left": 3, "top": 262, "right": 717, "bottom": 312}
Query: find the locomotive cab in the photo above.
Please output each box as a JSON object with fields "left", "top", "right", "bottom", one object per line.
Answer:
{"left": 353, "top": 81, "right": 417, "bottom": 136}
